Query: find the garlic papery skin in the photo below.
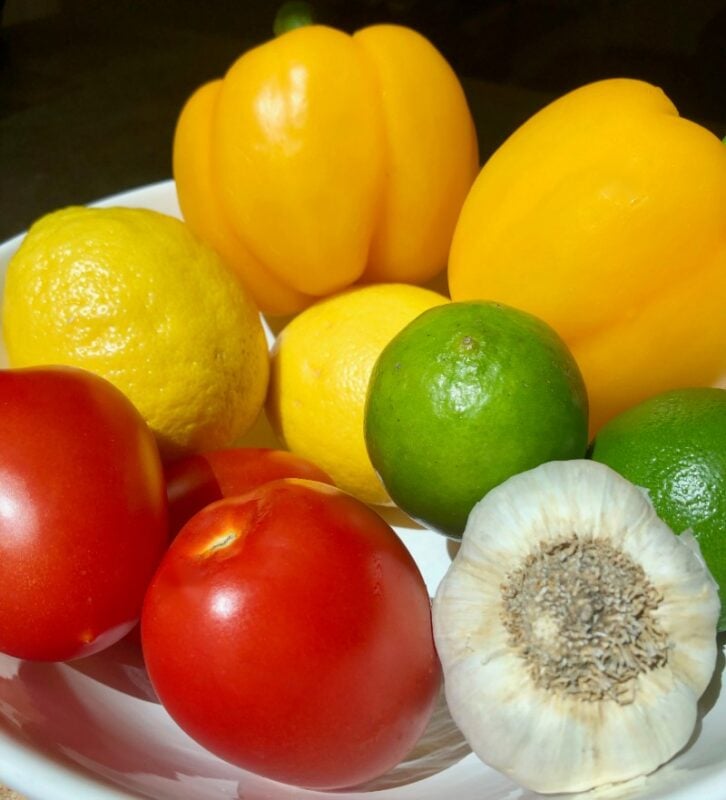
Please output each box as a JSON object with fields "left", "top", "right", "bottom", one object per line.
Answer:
{"left": 432, "top": 459, "right": 720, "bottom": 795}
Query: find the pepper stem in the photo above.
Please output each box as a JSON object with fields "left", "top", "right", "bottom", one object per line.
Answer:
{"left": 274, "top": 2, "right": 315, "bottom": 36}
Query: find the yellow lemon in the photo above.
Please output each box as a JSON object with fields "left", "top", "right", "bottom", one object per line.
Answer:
{"left": 266, "top": 283, "right": 449, "bottom": 505}
{"left": 2, "top": 206, "right": 270, "bottom": 461}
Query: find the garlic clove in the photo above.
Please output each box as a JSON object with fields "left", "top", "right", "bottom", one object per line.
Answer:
{"left": 433, "top": 459, "right": 720, "bottom": 794}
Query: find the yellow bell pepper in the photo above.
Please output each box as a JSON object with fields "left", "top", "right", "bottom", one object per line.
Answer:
{"left": 448, "top": 78, "right": 726, "bottom": 434}
{"left": 173, "top": 23, "right": 478, "bottom": 316}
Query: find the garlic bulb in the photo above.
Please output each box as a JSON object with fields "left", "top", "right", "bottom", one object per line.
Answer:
{"left": 432, "top": 459, "right": 720, "bottom": 794}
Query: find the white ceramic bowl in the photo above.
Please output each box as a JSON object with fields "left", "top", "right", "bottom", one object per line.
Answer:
{"left": 0, "top": 182, "right": 724, "bottom": 800}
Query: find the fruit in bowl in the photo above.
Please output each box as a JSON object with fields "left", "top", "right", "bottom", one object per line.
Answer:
{"left": 2, "top": 205, "right": 270, "bottom": 462}
{"left": 266, "top": 283, "right": 449, "bottom": 506}
{"left": 173, "top": 20, "right": 478, "bottom": 315}
{"left": 0, "top": 177, "right": 723, "bottom": 800}
{"left": 0, "top": 26, "right": 724, "bottom": 796}
{"left": 141, "top": 479, "right": 441, "bottom": 790}
{"left": 365, "top": 300, "right": 589, "bottom": 537}
{"left": 0, "top": 365, "right": 168, "bottom": 662}
{"left": 448, "top": 78, "right": 726, "bottom": 434}
{"left": 589, "top": 387, "right": 726, "bottom": 630}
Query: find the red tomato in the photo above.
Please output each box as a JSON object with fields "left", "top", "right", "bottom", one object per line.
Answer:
{"left": 164, "top": 447, "right": 332, "bottom": 536}
{"left": 141, "top": 479, "right": 440, "bottom": 789}
{"left": 0, "top": 366, "right": 168, "bottom": 661}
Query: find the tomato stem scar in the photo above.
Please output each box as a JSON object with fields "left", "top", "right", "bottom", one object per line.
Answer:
{"left": 200, "top": 530, "right": 240, "bottom": 557}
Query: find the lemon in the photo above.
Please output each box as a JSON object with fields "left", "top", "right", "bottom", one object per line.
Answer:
{"left": 589, "top": 387, "right": 726, "bottom": 630}
{"left": 266, "top": 284, "right": 449, "bottom": 505}
{"left": 2, "top": 206, "right": 270, "bottom": 460}
{"left": 364, "top": 301, "right": 590, "bottom": 537}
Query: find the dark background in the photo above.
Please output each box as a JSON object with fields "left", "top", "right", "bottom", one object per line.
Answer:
{"left": 1, "top": 0, "right": 724, "bottom": 242}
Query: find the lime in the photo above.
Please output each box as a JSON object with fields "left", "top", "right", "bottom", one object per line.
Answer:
{"left": 589, "top": 387, "right": 726, "bottom": 630}
{"left": 364, "top": 301, "right": 589, "bottom": 537}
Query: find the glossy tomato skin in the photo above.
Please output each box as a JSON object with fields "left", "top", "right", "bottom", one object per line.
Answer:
{"left": 141, "top": 479, "right": 440, "bottom": 790}
{"left": 164, "top": 447, "right": 333, "bottom": 536}
{"left": 0, "top": 366, "right": 168, "bottom": 661}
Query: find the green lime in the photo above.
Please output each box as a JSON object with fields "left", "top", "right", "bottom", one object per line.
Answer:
{"left": 589, "top": 387, "right": 726, "bottom": 630}
{"left": 364, "top": 301, "right": 589, "bottom": 538}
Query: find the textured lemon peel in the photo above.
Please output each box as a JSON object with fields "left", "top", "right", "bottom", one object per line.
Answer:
{"left": 267, "top": 283, "right": 448, "bottom": 505}
{"left": 3, "top": 206, "right": 270, "bottom": 460}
